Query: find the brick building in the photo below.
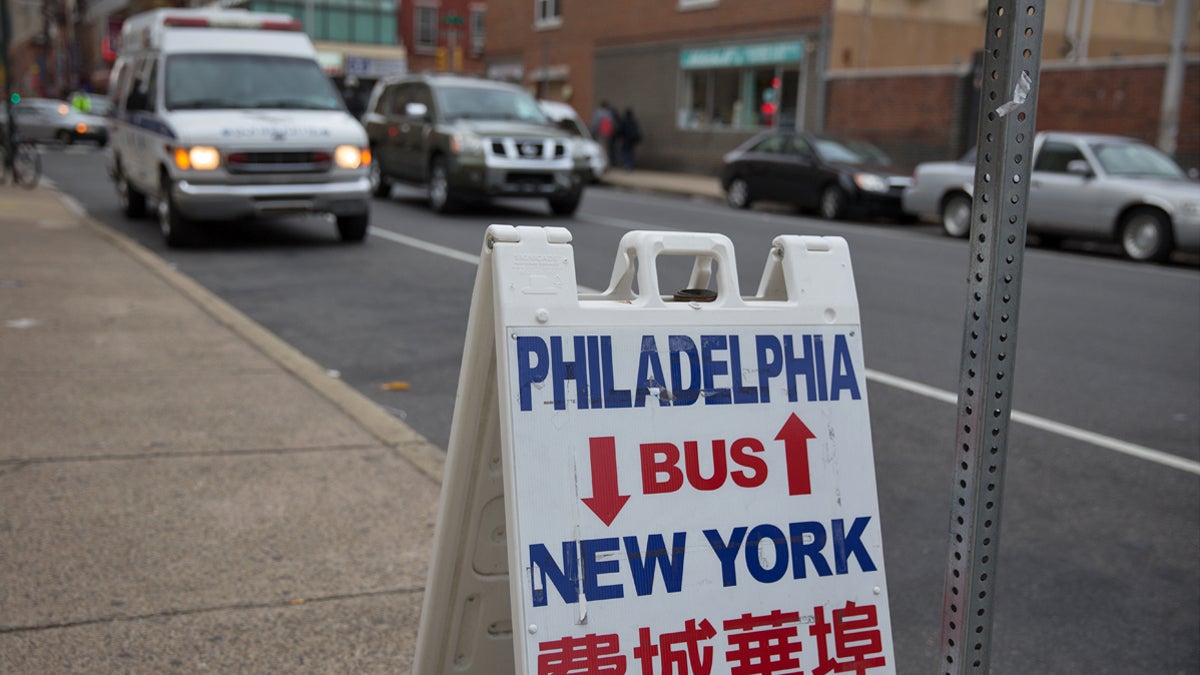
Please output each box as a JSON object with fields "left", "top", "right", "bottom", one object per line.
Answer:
{"left": 483, "top": 0, "right": 1200, "bottom": 174}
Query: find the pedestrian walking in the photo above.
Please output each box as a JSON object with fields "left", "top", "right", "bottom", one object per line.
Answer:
{"left": 591, "top": 101, "right": 618, "bottom": 166}
{"left": 619, "top": 107, "right": 642, "bottom": 170}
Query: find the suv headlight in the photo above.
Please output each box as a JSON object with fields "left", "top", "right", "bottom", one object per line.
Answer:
{"left": 450, "top": 131, "right": 486, "bottom": 157}
{"left": 854, "top": 172, "right": 889, "bottom": 194}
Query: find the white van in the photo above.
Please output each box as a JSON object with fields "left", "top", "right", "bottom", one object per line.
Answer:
{"left": 108, "top": 8, "right": 371, "bottom": 246}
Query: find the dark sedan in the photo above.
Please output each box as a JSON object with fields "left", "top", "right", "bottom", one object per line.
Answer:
{"left": 720, "top": 130, "right": 911, "bottom": 220}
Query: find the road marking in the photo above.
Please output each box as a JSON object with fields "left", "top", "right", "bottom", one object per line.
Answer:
{"left": 369, "top": 225, "right": 1200, "bottom": 475}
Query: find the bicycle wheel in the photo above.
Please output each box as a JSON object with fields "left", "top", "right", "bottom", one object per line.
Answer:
{"left": 12, "top": 142, "right": 41, "bottom": 188}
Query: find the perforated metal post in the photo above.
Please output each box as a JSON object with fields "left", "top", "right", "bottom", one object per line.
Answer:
{"left": 939, "top": 1, "right": 1044, "bottom": 673}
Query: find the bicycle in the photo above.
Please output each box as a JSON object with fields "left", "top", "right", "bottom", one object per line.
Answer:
{"left": 1, "top": 133, "right": 41, "bottom": 188}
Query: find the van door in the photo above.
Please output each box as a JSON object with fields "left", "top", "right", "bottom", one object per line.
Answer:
{"left": 122, "top": 57, "right": 161, "bottom": 192}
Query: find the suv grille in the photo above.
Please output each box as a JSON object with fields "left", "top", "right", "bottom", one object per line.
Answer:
{"left": 226, "top": 151, "right": 332, "bottom": 174}
{"left": 489, "top": 139, "right": 565, "bottom": 160}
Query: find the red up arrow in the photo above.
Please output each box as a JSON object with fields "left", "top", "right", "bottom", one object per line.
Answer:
{"left": 776, "top": 413, "right": 817, "bottom": 496}
{"left": 581, "top": 436, "right": 630, "bottom": 526}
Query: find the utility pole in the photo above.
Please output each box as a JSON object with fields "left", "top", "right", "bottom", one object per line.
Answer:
{"left": 2, "top": 0, "right": 15, "bottom": 178}
{"left": 1157, "top": 0, "right": 1192, "bottom": 156}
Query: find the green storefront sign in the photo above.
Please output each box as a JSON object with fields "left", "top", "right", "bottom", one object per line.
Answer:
{"left": 680, "top": 41, "right": 804, "bottom": 69}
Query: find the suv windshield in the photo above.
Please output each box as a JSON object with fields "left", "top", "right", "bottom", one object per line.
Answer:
{"left": 165, "top": 54, "right": 345, "bottom": 111}
{"left": 1090, "top": 141, "right": 1186, "bottom": 179}
{"left": 437, "top": 86, "right": 548, "bottom": 123}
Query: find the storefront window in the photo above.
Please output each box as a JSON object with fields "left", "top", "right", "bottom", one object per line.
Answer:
{"left": 677, "top": 41, "right": 804, "bottom": 132}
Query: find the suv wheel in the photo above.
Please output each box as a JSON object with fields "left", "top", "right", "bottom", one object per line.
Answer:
{"left": 337, "top": 213, "right": 369, "bottom": 242}
{"left": 548, "top": 190, "right": 582, "bottom": 216}
{"left": 428, "top": 157, "right": 455, "bottom": 213}
{"left": 369, "top": 153, "right": 391, "bottom": 198}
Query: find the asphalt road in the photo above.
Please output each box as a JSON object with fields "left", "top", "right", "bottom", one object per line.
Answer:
{"left": 44, "top": 145, "right": 1200, "bottom": 674}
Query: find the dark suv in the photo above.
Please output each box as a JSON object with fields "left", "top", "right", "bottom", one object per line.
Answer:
{"left": 362, "top": 74, "right": 588, "bottom": 214}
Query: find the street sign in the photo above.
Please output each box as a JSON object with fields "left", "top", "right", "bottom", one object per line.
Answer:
{"left": 414, "top": 226, "right": 895, "bottom": 674}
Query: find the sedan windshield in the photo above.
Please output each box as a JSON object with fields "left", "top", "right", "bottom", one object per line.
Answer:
{"left": 1090, "top": 141, "right": 1186, "bottom": 179}
{"left": 437, "top": 86, "right": 548, "bottom": 123}
{"left": 165, "top": 54, "right": 345, "bottom": 111}
{"left": 812, "top": 138, "right": 870, "bottom": 165}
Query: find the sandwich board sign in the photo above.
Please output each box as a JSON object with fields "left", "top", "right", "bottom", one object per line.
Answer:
{"left": 413, "top": 226, "right": 895, "bottom": 675}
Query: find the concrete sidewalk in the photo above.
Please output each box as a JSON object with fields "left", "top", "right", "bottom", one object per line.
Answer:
{"left": 0, "top": 182, "right": 445, "bottom": 672}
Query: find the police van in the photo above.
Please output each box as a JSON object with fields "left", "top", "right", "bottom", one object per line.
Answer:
{"left": 108, "top": 8, "right": 372, "bottom": 246}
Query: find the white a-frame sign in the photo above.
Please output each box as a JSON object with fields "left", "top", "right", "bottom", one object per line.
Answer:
{"left": 413, "top": 225, "right": 895, "bottom": 675}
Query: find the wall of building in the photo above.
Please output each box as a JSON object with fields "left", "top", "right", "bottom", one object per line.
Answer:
{"left": 825, "top": 57, "right": 1200, "bottom": 171}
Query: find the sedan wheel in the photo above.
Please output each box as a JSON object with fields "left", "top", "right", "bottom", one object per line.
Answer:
{"left": 1120, "top": 208, "right": 1172, "bottom": 262}
{"left": 726, "top": 177, "right": 752, "bottom": 210}
{"left": 941, "top": 192, "right": 972, "bottom": 238}
{"left": 819, "top": 185, "right": 847, "bottom": 220}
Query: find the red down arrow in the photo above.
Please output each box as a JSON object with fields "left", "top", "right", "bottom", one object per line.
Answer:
{"left": 582, "top": 436, "right": 630, "bottom": 526}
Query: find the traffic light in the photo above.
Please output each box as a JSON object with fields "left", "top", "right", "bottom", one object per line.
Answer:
{"left": 9, "top": 93, "right": 19, "bottom": 104}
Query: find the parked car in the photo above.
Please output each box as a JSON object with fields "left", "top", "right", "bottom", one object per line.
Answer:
{"left": 361, "top": 73, "right": 589, "bottom": 214}
{"left": 538, "top": 99, "right": 607, "bottom": 182}
{"left": 0, "top": 98, "right": 108, "bottom": 146}
{"left": 720, "top": 130, "right": 912, "bottom": 220}
{"left": 903, "top": 131, "right": 1200, "bottom": 262}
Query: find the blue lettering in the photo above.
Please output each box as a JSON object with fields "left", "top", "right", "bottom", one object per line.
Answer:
{"left": 600, "top": 336, "right": 632, "bottom": 408}
{"left": 729, "top": 335, "right": 759, "bottom": 404}
{"left": 634, "top": 336, "right": 670, "bottom": 407}
{"left": 703, "top": 526, "right": 746, "bottom": 587}
{"left": 581, "top": 537, "right": 624, "bottom": 601}
{"left": 517, "top": 336, "right": 548, "bottom": 412}
{"left": 701, "top": 335, "right": 731, "bottom": 405}
{"left": 529, "top": 541, "right": 578, "bottom": 607}
{"left": 549, "top": 336, "right": 587, "bottom": 411}
{"left": 784, "top": 335, "right": 819, "bottom": 402}
{"left": 585, "top": 335, "right": 602, "bottom": 409}
{"left": 830, "top": 334, "right": 862, "bottom": 400}
{"left": 834, "top": 517, "right": 877, "bottom": 574}
{"left": 624, "top": 532, "right": 687, "bottom": 596}
{"left": 789, "top": 521, "right": 833, "bottom": 578}
{"left": 756, "top": 335, "right": 783, "bottom": 403}
{"left": 670, "top": 336, "right": 701, "bottom": 406}
{"left": 745, "top": 524, "right": 788, "bottom": 583}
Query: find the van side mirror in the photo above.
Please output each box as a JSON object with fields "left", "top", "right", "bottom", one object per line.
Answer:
{"left": 1066, "top": 159, "right": 1093, "bottom": 178}
{"left": 405, "top": 102, "right": 429, "bottom": 120}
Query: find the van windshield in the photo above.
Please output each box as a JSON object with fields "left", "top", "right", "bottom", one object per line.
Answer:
{"left": 165, "top": 54, "right": 345, "bottom": 111}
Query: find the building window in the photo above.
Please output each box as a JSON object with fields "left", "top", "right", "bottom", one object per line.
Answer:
{"left": 470, "top": 6, "right": 485, "bottom": 55}
{"left": 416, "top": 4, "right": 438, "bottom": 51}
{"left": 677, "top": 42, "right": 804, "bottom": 131}
{"left": 535, "top": 0, "right": 561, "bottom": 28}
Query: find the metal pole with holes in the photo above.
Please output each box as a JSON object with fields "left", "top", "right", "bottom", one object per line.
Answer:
{"left": 938, "top": 1, "right": 1045, "bottom": 673}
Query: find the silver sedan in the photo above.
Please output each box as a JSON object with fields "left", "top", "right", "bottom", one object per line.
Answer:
{"left": 1, "top": 98, "right": 109, "bottom": 146}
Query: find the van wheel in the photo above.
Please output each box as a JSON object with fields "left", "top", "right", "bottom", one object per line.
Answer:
{"left": 337, "top": 213, "right": 369, "bottom": 242}
{"left": 158, "top": 175, "right": 195, "bottom": 248}
{"left": 427, "top": 157, "right": 455, "bottom": 213}
{"left": 116, "top": 166, "right": 147, "bottom": 218}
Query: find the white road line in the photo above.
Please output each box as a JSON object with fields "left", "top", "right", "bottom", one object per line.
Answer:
{"left": 368, "top": 227, "right": 481, "bottom": 264}
{"left": 865, "top": 369, "right": 1200, "bottom": 476}
{"left": 370, "top": 226, "right": 1200, "bottom": 476}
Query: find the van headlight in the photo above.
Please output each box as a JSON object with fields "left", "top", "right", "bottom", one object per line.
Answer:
{"left": 334, "top": 145, "right": 365, "bottom": 169}
{"left": 450, "top": 131, "right": 486, "bottom": 157}
{"left": 173, "top": 146, "right": 220, "bottom": 171}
